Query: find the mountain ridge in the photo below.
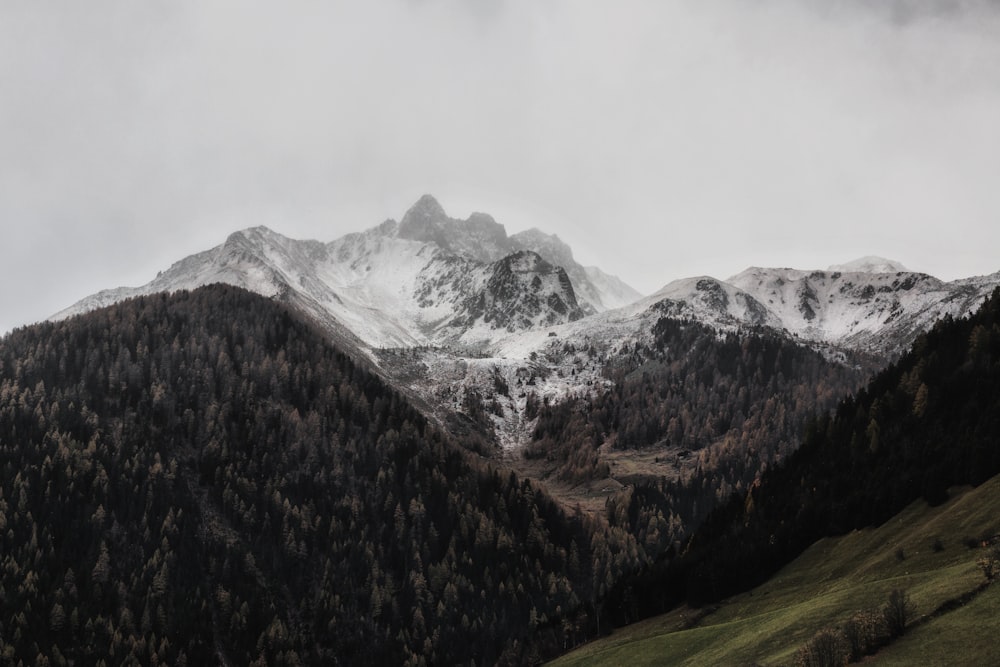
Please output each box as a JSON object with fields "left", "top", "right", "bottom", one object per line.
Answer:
{"left": 52, "top": 194, "right": 1000, "bottom": 363}
{"left": 49, "top": 201, "right": 1000, "bottom": 461}
{"left": 52, "top": 196, "right": 640, "bottom": 350}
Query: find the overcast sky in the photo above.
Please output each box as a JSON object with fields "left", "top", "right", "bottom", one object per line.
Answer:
{"left": 2, "top": 0, "right": 1000, "bottom": 334}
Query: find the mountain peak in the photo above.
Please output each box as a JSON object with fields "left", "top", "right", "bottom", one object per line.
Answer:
{"left": 828, "top": 256, "right": 908, "bottom": 274}
{"left": 224, "top": 225, "right": 272, "bottom": 245}
{"left": 397, "top": 196, "right": 510, "bottom": 262}
{"left": 400, "top": 194, "right": 448, "bottom": 229}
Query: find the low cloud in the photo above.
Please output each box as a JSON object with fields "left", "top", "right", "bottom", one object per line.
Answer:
{"left": 2, "top": 0, "right": 999, "bottom": 332}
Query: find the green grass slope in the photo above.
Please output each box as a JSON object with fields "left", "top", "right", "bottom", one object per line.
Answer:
{"left": 550, "top": 473, "right": 1000, "bottom": 667}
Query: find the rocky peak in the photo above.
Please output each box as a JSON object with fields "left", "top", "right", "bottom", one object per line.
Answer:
{"left": 219, "top": 227, "right": 274, "bottom": 265}
{"left": 397, "top": 195, "right": 510, "bottom": 261}
{"left": 399, "top": 194, "right": 448, "bottom": 230}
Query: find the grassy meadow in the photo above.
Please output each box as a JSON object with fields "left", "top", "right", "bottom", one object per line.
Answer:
{"left": 551, "top": 473, "right": 1000, "bottom": 666}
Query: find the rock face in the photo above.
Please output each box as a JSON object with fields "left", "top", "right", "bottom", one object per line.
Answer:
{"left": 48, "top": 197, "right": 1000, "bottom": 456}
{"left": 51, "top": 196, "right": 625, "bottom": 349}
{"left": 398, "top": 195, "right": 510, "bottom": 262}
{"left": 397, "top": 195, "right": 641, "bottom": 311}
{"left": 51, "top": 189, "right": 1000, "bottom": 360}
{"left": 452, "top": 251, "right": 585, "bottom": 332}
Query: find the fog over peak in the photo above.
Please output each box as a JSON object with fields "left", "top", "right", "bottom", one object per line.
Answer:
{"left": 2, "top": 0, "right": 999, "bottom": 334}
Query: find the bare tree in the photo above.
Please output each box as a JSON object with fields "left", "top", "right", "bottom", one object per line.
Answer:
{"left": 882, "top": 589, "right": 913, "bottom": 638}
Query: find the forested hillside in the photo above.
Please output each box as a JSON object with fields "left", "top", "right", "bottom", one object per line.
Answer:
{"left": 0, "top": 285, "right": 643, "bottom": 666}
{"left": 526, "top": 316, "right": 868, "bottom": 565}
{"left": 632, "top": 287, "right": 1000, "bottom": 613}
{"left": 531, "top": 317, "right": 867, "bottom": 477}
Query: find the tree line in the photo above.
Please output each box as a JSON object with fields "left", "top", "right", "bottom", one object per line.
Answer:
{"left": 610, "top": 288, "right": 1000, "bottom": 617}
{"left": 0, "top": 285, "right": 646, "bottom": 666}
{"left": 525, "top": 316, "right": 869, "bottom": 566}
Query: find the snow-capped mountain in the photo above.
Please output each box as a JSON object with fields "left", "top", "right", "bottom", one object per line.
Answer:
{"left": 385, "top": 259, "right": 1000, "bottom": 452}
{"left": 513, "top": 258, "right": 1000, "bottom": 361}
{"left": 524, "top": 258, "right": 999, "bottom": 361}
{"left": 726, "top": 264, "right": 998, "bottom": 356}
{"left": 395, "top": 195, "right": 640, "bottom": 312}
{"left": 52, "top": 196, "right": 622, "bottom": 349}
{"left": 49, "top": 194, "right": 1000, "bottom": 455}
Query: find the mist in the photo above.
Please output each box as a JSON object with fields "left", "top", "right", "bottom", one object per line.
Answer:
{"left": 2, "top": 0, "right": 999, "bottom": 334}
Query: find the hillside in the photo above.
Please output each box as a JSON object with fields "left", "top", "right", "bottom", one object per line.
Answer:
{"left": 43, "top": 199, "right": 998, "bottom": 501}
{"left": 545, "top": 286, "right": 1000, "bottom": 665}
{"left": 657, "top": 287, "right": 1000, "bottom": 609}
{"left": 550, "top": 473, "right": 1000, "bottom": 666}
{"left": 0, "top": 286, "right": 646, "bottom": 665}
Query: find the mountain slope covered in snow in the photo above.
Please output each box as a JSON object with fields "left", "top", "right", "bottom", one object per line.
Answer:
{"left": 52, "top": 196, "right": 627, "bottom": 349}
{"left": 51, "top": 192, "right": 1000, "bottom": 438}
{"left": 726, "top": 264, "right": 999, "bottom": 356}
{"left": 49, "top": 196, "right": 1000, "bottom": 460}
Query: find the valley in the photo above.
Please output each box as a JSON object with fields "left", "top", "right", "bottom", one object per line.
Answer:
{"left": 6, "top": 1, "right": 1000, "bottom": 664}
{"left": 6, "top": 195, "right": 999, "bottom": 664}
{"left": 49, "top": 196, "right": 1000, "bottom": 508}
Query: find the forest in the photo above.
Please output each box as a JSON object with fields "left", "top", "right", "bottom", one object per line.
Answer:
{"left": 526, "top": 315, "right": 869, "bottom": 563}
{"left": 611, "top": 287, "right": 1000, "bottom": 617}
{"left": 0, "top": 285, "right": 645, "bottom": 666}
{"left": 4, "top": 282, "right": 997, "bottom": 664}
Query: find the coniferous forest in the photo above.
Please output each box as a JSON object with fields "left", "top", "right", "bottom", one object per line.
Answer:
{"left": 615, "top": 287, "right": 1000, "bottom": 615}
{"left": 3, "top": 283, "right": 999, "bottom": 665}
{"left": 0, "top": 286, "right": 644, "bottom": 666}
{"left": 533, "top": 316, "right": 867, "bottom": 472}
{"left": 525, "top": 315, "right": 868, "bottom": 563}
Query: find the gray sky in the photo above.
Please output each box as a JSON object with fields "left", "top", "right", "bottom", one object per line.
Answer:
{"left": 3, "top": 0, "right": 1000, "bottom": 335}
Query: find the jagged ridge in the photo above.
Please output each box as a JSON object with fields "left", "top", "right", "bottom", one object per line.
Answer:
{"left": 52, "top": 197, "right": 626, "bottom": 350}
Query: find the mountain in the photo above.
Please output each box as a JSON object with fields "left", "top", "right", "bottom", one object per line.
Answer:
{"left": 53, "top": 196, "right": 638, "bottom": 350}
{"left": 587, "top": 260, "right": 1000, "bottom": 359}
{"left": 535, "top": 286, "right": 1000, "bottom": 658}
{"left": 396, "top": 194, "right": 641, "bottom": 313}
{"left": 726, "top": 264, "right": 999, "bottom": 356}
{"left": 27, "top": 193, "right": 1000, "bottom": 664}
{"left": 634, "top": 286, "right": 1000, "bottom": 610}
{"left": 0, "top": 285, "right": 642, "bottom": 665}
{"left": 51, "top": 192, "right": 999, "bottom": 364}
{"left": 51, "top": 207, "right": 1000, "bottom": 469}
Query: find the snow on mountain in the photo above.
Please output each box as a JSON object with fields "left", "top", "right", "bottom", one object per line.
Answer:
{"left": 726, "top": 263, "right": 998, "bottom": 355}
{"left": 508, "top": 228, "right": 641, "bottom": 312}
{"left": 51, "top": 226, "right": 304, "bottom": 323}
{"left": 641, "top": 276, "right": 781, "bottom": 330}
{"left": 411, "top": 260, "right": 998, "bottom": 450}
{"left": 52, "top": 197, "right": 618, "bottom": 351}
{"left": 447, "top": 251, "right": 585, "bottom": 336}
{"left": 395, "top": 195, "right": 641, "bottom": 312}
{"left": 828, "top": 256, "right": 909, "bottom": 274}
{"left": 48, "top": 194, "right": 1000, "bottom": 454}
